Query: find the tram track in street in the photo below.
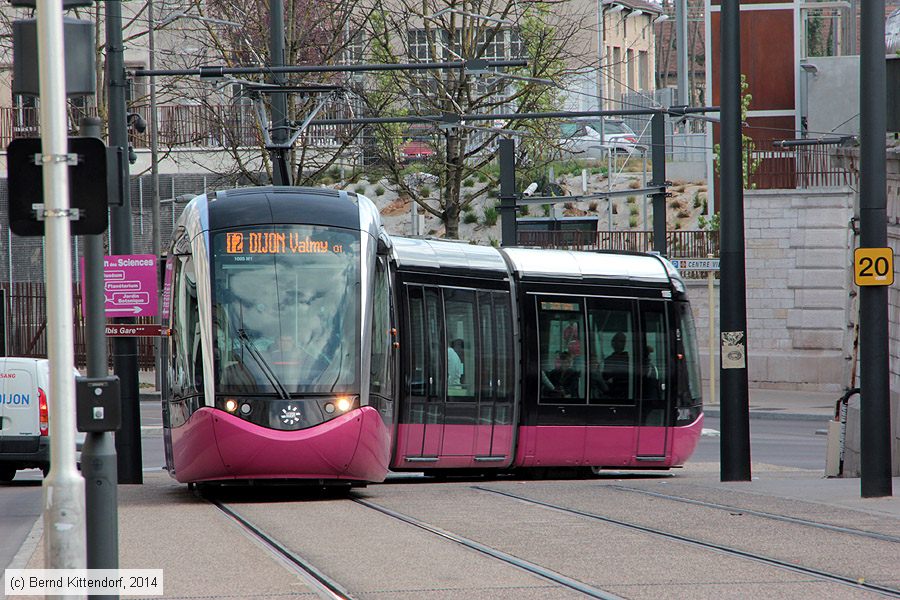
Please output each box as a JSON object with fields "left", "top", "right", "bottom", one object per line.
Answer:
{"left": 474, "top": 486, "right": 900, "bottom": 599}
{"left": 351, "top": 496, "right": 626, "bottom": 600}
{"left": 607, "top": 484, "right": 900, "bottom": 544}
{"left": 212, "top": 500, "right": 355, "bottom": 600}
{"left": 211, "top": 492, "right": 625, "bottom": 599}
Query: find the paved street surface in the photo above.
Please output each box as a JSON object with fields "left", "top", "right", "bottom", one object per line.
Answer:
{"left": 4, "top": 389, "right": 899, "bottom": 600}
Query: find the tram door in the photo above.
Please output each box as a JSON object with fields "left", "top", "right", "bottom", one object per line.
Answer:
{"left": 402, "top": 285, "right": 514, "bottom": 463}
{"left": 635, "top": 302, "right": 671, "bottom": 458}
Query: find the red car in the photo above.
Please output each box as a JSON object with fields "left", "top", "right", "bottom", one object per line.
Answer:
{"left": 399, "top": 138, "right": 435, "bottom": 163}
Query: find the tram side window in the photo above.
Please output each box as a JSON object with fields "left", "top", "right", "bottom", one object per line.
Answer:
{"left": 676, "top": 302, "right": 703, "bottom": 408}
{"left": 538, "top": 299, "right": 586, "bottom": 403}
{"left": 444, "top": 289, "right": 476, "bottom": 401}
{"left": 172, "top": 255, "right": 199, "bottom": 396}
{"left": 407, "top": 287, "right": 426, "bottom": 397}
{"left": 424, "top": 288, "right": 444, "bottom": 400}
{"left": 370, "top": 257, "right": 392, "bottom": 399}
{"left": 640, "top": 304, "right": 668, "bottom": 424}
{"left": 588, "top": 305, "right": 634, "bottom": 404}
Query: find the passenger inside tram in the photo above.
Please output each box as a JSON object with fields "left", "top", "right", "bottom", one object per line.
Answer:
{"left": 603, "top": 331, "right": 630, "bottom": 400}
{"left": 545, "top": 351, "right": 580, "bottom": 398}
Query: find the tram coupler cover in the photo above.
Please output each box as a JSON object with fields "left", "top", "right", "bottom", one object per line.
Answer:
{"left": 76, "top": 376, "right": 121, "bottom": 432}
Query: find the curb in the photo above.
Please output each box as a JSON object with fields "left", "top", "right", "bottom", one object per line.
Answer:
{"left": 704, "top": 407, "right": 832, "bottom": 422}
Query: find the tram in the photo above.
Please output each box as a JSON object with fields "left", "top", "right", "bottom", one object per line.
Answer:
{"left": 161, "top": 186, "right": 703, "bottom": 485}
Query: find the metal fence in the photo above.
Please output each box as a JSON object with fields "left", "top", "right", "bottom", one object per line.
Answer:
{"left": 0, "top": 103, "right": 355, "bottom": 150}
{"left": 516, "top": 229, "right": 719, "bottom": 256}
{"left": 1, "top": 282, "right": 158, "bottom": 369}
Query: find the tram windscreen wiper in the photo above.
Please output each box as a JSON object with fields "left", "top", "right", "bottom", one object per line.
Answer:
{"left": 236, "top": 328, "right": 289, "bottom": 400}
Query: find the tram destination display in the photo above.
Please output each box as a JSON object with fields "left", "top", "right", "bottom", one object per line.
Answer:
{"left": 224, "top": 231, "right": 345, "bottom": 255}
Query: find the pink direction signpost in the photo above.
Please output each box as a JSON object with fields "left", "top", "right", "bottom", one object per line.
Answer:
{"left": 101, "top": 254, "right": 158, "bottom": 318}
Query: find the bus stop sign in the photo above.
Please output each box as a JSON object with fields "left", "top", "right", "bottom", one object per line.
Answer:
{"left": 7, "top": 136, "right": 109, "bottom": 237}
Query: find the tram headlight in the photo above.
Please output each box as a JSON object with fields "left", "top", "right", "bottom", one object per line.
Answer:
{"left": 239, "top": 402, "right": 252, "bottom": 415}
{"left": 322, "top": 396, "right": 357, "bottom": 417}
{"left": 224, "top": 398, "right": 238, "bottom": 413}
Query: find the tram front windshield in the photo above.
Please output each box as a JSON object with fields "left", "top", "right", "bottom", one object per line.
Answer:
{"left": 211, "top": 225, "right": 360, "bottom": 395}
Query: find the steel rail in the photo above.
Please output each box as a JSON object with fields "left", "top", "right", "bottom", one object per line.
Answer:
{"left": 213, "top": 500, "right": 355, "bottom": 600}
{"left": 475, "top": 486, "right": 900, "bottom": 598}
{"left": 608, "top": 485, "right": 900, "bottom": 544}
{"left": 352, "top": 497, "right": 625, "bottom": 600}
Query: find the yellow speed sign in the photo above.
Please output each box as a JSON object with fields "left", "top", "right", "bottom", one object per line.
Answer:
{"left": 854, "top": 247, "right": 894, "bottom": 286}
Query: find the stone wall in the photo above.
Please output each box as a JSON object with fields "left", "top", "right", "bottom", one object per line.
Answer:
{"left": 689, "top": 187, "right": 855, "bottom": 393}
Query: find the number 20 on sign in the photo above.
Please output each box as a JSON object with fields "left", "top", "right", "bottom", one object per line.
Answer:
{"left": 854, "top": 247, "right": 894, "bottom": 286}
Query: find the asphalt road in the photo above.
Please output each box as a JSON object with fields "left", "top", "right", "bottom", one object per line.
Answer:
{"left": 695, "top": 415, "right": 829, "bottom": 471}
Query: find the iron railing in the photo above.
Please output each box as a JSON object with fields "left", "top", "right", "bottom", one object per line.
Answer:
{"left": 0, "top": 104, "right": 354, "bottom": 150}
{"left": 744, "top": 141, "right": 857, "bottom": 190}
{"left": 517, "top": 229, "right": 719, "bottom": 257}
{"left": 1, "top": 282, "right": 158, "bottom": 369}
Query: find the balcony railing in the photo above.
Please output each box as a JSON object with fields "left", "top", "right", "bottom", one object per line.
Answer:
{"left": 744, "top": 141, "right": 857, "bottom": 190}
{"left": 0, "top": 104, "right": 355, "bottom": 150}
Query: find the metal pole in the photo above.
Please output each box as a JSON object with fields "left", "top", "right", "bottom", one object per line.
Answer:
{"left": 149, "top": 0, "right": 162, "bottom": 392}
{"left": 676, "top": 0, "right": 689, "bottom": 105}
{"left": 79, "top": 117, "right": 119, "bottom": 587}
{"left": 650, "top": 112, "right": 667, "bottom": 254}
{"left": 708, "top": 254, "right": 716, "bottom": 407}
{"left": 848, "top": 0, "right": 857, "bottom": 55}
{"left": 719, "top": 0, "right": 751, "bottom": 482}
{"left": 106, "top": 0, "right": 142, "bottom": 484}
{"left": 36, "top": 0, "right": 86, "bottom": 573}
{"left": 499, "top": 138, "right": 517, "bottom": 247}
{"left": 269, "top": 0, "right": 291, "bottom": 185}
{"left": 858, "top": 0, "right": 892, "bottom": 498}
{"left": 597, "top": 0, "right": 605, "bottom": 141}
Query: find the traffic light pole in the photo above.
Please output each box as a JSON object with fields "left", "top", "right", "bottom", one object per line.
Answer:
{"left": 80, "top": 117, "right": 120, "bottom": 586}
{"left": 106, "top": 0, "right": 142, "bottom": 484}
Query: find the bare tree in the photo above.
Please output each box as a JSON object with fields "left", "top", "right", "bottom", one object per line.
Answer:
{"left": 356, "top": 0, "right": 588, "bottom": 238}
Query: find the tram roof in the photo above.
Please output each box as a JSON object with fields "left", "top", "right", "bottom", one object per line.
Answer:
{"left": 208, "top": 186, "right": 361, "bottom": 230}
{"left": 391, "top": 238, "right": 678, "bottom": 286}
{"left": 501, "top": 247, "right": 675, "bottom": 284}
{"left": 391, "top": 237, "right": 510, "bottom": 275}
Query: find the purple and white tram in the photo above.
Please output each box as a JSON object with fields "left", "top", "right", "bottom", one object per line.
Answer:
{"left": 162, "top": 186, "right": 703, "bottom": 486}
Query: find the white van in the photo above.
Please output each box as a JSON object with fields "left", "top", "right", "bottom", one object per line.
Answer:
{"left": 0, "top": 358, "right": 82, "bottom": 482}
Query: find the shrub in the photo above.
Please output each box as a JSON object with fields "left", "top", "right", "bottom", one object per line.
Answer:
{"left": 354, "top": 185, "right": 367, "bottom": 194}
{"left": 463, "top": 178, "right": 474, "bottom": 188}
{"left": 629, "top": 216, "right": 639, "bottom": 228}
{"left": 677, "top": 209, "right": 691, "bottom": 218}
{"left": 628, "top": 180, "right": 640, "bottom": 189}
{"left": 669, "top": 199, "right": 682, "bottom": 209}
{"left": 542, "top": 204, "right": 551, "bottom": 217}
{"left": 477, "top": 172, "right": 488, "bottom": 183}
{"left": 674, "top": 222, "right": 682, "bottom": 230}
{"left": 375, "top": 186, "right": 386, "bottom": 196}
{"left": 564, "top": 201, "right": 575, "bottom": 210}
{"left": 630, "top": 205, "right": 639, "bottom": 216}
{"left": 482, "top": 206, "right": 499, "bottom": 227}
{"left": 692, "top": 191, "right": 702, "bottom": 208}
{"left": 463, "top": 210, "right": 478, "bottom": 224}
{"left": 520, "top": 204, "right": 530, "bottom": 215}
{"left": 420, "top": 185, "right": 432, "bottom": 197}
{"left": 588, "top": 201, "right": 598, "bottom": 212}
{"left": 627, "top": 195, "right": 637, "bottom": 204}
